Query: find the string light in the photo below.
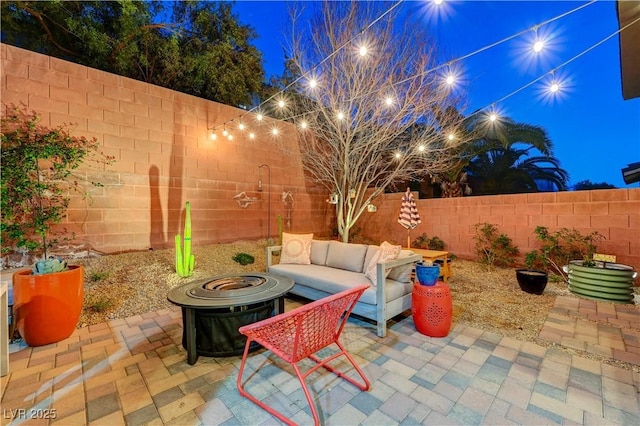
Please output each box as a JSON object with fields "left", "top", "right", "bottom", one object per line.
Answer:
{"left": 300, "top": 121, "right": 308, "bottom": 129}
{"left": 238, "top": 123, "right": 245, "bottom": 131}
{"left": 228, "top": 134, "right": 233, "bottom": 140}
{"left": 395, "top": 152, "right": 402, "bottom": 159}
{"left": 222, "top": 129, "right": 228, "bottom": 136}
{"left": 418, "top": 145, "right": 425, "bottom": 152}
{"left": 336, "top": 111, "right": 345, "bottom": 120}
{"left": 210, "top": 132, "right": 217, "bottom": 140}
{"left": 210, "top": 0, "right": 609, "bottom": 141}
{"left": 385, "top": 96, "right": 394, "bottom": 106}
{"left": 249, "top": 132, "right": 255, "bottom": 139}
{"left": 277, "top": 99, "right": 286, "bottom": 108}
{"left": 271, "top": 127, "right": 279, "bottom": 136}
{"left": 447, "top": 133, "right": 455, "bottom": 141}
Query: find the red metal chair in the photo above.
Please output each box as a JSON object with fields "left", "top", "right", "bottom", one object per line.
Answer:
{"left": 237, "top": 284, "right": 371, "bottom": 426}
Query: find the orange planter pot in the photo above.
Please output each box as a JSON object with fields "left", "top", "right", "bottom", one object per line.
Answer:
{"left": 13, "top": 265, "right": 84, "bottom": 347}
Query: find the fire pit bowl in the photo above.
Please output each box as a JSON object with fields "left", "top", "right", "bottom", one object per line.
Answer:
{"left": 168, "top": 273, "right": 293, "bottom": 363}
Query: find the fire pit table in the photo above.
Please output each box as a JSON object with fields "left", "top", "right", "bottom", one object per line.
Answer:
{"left": 167, "top": 273, "right": 294, "bottom": 364}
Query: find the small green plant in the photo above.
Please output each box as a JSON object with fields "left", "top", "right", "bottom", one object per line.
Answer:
{"left": 474, "top": 223, "right": 519, "bottom": 270}
{"left": 411, "top": 233, "right": 446, "bottom": 250}
{"left": 88, "top": 270, "right": 109, "bottom": 283}
{"left": 233, "top": 252, "right": 255, "bottom": 266}
{"left": 32, "top": 257, "right": 67, "bottom": 275}
{"left": 525, "top": 226, "right": 604, "bottom": 280}
{"left": 86, "top": 296, "right": 114, "bottom": 313}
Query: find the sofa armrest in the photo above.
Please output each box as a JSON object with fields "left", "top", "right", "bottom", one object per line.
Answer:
{"left": 376, "top": 253, "right": 421, "bottom": 303}
{"left": 266, "top": 245, "right": 283, "bottom": 270}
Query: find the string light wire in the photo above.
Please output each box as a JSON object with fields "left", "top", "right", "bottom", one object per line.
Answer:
{"left": 212, "top": 0, "right": 621, "bottom": 140}
{"left": 211, "top": 0, "right": 405, "bottom": 133}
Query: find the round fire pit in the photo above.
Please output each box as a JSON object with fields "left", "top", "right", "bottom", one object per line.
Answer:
{"left": 168, "top": 273, "right": 293, "bottom": 363}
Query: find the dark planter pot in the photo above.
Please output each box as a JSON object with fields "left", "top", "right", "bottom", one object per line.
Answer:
{"left": 515, "top": 269, "right": 548, "bottom": 295}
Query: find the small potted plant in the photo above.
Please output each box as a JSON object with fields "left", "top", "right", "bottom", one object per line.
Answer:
{"left": 2, "top": 105, "right": 114, "bottom": 346}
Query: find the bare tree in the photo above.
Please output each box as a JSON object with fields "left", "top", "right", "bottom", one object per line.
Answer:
{"left": 285, "top": 1, "right": 469, "bottom": 242}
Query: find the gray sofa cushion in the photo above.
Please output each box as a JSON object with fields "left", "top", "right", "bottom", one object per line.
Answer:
{"left": 325, "top": 241, "right": 368, "bottom": 273}
{"left": 310, "top": 240, "right": 330, "bottom": 265}
{"left": 269, "top": 263, "right": 411, "bottom": 306}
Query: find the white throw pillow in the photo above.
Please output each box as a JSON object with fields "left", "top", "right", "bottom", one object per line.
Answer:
{"left": 365, "top": 241, "right": 401, "bottom": 286}
{"left": 280, "top": 232, "right": 313, "bottom": 264}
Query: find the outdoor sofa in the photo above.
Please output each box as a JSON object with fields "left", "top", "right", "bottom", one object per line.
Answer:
{"left": 266, "top": 237, "right": 422, "bottom": 337}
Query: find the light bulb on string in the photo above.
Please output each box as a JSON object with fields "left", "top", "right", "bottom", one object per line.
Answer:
{"left": 210, "top": 131, "right": 217, "bottom": 141}
{"left": 277, "top": 99, "right": 286, "bottom": 109}
{"left": 249, "top": 132, "right": 255, "bottom": 139}
{"left": 385, "top": 96, "right": 393, "bottom": 106}
{"left": 533, "top": 40, "right": 544, "bottom": 53}
{"left": 447, "top": 133, "right": 455, "bottom": 141}
{"left": 300, "top": 120, "right": 308, "bottom": 129}
{"left": 256, "top": 113, "right": 263, "bottom": 121}
{"left": 238, "top": 123, "right": 246, "bottom": 131}
{"left": 227, "top": 134, "right": 233, "bottom": 141}
{"left": 394, "top": 152, "right": 402, "bottom": 159}
{"left": 359, "top": 45, "right": 368, "bottom": 57}
{"left": 434, "top": 0, "right": 444, "bottom": 5}
{"left": 308, "top": 78, "right": 317, "bottom": 88}
{"left": 271, "top": 127, "right": 279, "bottom": 136}
{"left": 222, "top": 128, "right": 228, "bottom": 137}
{"left": 336, "top": 111, "right": 345, "bottom": 121}
{"left": 418, "top": 145, "right": 425, "bottom": 152}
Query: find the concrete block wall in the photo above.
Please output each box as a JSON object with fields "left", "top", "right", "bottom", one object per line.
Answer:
{"left": 357, "top": 188, "right": 640, "bottom": 272}
{"left": 1, "top": 43, "right": 333, "bottom": 253}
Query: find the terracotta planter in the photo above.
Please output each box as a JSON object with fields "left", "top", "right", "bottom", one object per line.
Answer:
{"left": 13, "top": 265, "right": 84, "bottom": 346}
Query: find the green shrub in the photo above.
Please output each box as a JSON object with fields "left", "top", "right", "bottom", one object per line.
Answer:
{"left": 86, "top": 296, "right": 113, "bottom": 313}
{"left": 412, "top": 233, "right": 446, "bottom": 250}
{"left": 232, "top": 252, "right": 255, "bottom": 266}
{"left": 474, "top": 223, "right": 519, "bottom": 270}
{"left": 524, "top": 226, "right": 604, "bottom": 280}
{"left": 88, "top": 270, "right": 110, "bottom": 283}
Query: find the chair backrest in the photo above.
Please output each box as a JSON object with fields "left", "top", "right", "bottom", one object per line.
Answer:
{"left": 239, "top": 284, "right": 369, "bottom": 363}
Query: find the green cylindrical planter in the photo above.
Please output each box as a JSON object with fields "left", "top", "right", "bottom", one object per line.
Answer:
{"left": 567, "top": 261, "right": 636, "bottom": 304}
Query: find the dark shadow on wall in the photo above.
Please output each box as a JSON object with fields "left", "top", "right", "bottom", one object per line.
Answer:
{"left": 168, "top": 140, "right": 184, "bottom": 246}
{"left": 149, "top": 165, "right": 165, "bottom": 248}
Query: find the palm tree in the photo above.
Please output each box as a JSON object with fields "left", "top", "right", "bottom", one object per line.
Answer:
{"left": 435, "top": 114, "right": 569, "bottom": 196}
{"left": 466, "top": 147, "right": 569, "bottom": 194}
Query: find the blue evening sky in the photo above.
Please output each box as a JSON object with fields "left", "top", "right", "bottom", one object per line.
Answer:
{"left": 231, "top": 0, "right": 640, "bottom": 188}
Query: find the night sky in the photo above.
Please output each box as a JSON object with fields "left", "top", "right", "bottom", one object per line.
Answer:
{"left": 232, "top": 0, "right": 640, "bottom": 188}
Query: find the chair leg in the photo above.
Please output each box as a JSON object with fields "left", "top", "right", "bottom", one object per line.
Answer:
{"left": 237, "top": 338, "right": 297, "bottom": 426}
{"left": 308, "top": 341, "right": 370, "bottom": 392}
{"left": 238, "top": 342, "right": 370, "bottom": 426}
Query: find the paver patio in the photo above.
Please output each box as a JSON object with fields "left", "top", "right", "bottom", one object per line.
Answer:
{"left": 1, "top": 295, "right": 639, "bottom": 425}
